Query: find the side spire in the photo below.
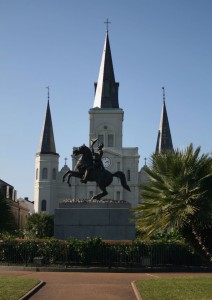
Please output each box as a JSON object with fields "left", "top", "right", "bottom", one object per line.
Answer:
{"left": 37, "top": 88, "right": 58, "bottom": 155}
{"left": 93, "top": 28, "right": 119, "bottom": 108}
{"left": 155, "top": 87, "right": 173, "bottom": 153}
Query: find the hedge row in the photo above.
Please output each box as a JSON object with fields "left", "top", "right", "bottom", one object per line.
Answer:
{"left": 0, "top": 237, "right": 206, "bottom": 267}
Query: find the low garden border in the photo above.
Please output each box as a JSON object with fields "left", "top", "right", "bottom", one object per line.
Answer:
{"left": 0, "top": 237, "right": 208, "bottom": 268}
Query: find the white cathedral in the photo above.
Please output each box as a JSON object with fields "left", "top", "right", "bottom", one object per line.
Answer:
{"left": 34, "top": 31, "right": 173, "bottom": 214}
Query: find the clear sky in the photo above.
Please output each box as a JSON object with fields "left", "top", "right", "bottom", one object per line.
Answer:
{"left": 0, "top": 0, "right": 211, "bottom": 201}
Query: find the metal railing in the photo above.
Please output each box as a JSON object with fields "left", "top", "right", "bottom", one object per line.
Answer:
{"left": 0, "top": 240, "right": 206, "bottom": 268}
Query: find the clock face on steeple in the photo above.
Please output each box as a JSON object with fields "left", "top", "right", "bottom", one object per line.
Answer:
{"left": 102, "top": 157, "right": 111, "bottom": 168}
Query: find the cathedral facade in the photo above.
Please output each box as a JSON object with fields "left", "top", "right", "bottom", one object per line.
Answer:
{"left": 34, "top": 32, "right": 173, "bottom": 214}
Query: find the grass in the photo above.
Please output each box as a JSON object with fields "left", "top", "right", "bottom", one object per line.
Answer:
{"left": 135, "top": 276, "right": 212, "bottom": 300}
{"left": 0, "top": 275, "right": 40, "bottom": 300}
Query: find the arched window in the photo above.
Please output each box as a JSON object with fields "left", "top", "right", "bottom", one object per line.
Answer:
{"left": 42, "top": 168, "right": 48, "bottom": 179}
{"left": 41, "top": 200, "right": 47, "bottom": 211}
{"left": 36, "top": 168, "right": 38, "bottom": 180}
{"left": 98, "top": 134, "right": 104, "bottom": 145}
{"left": 108, "top": 134, "right": 114, "bottom": 147}
{"left": 52, "top": 168, "right": 57, "bottom": 180}
{"left": 116, "top": 191, "right": 121, "bottom": 200}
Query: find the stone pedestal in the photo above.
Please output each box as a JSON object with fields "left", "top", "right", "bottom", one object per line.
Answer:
{"left": 54, "top": 200, "right": 135, "bottom": 240}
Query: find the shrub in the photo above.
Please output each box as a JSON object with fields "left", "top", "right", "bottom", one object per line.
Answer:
{"left": 0, "top": 237, "right": 207, "bottom": 267}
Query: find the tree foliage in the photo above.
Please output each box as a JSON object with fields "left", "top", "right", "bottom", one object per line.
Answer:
{"left": 134, "top": 144, "right": 212, "bottom": 261}
{"left": 0, "top": 190, "right": 16, "bottom": 232}
{"left": 25, "top": 213, "right": 54, "bottom": 238}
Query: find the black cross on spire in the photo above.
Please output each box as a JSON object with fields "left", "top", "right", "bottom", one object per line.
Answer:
{"left": 104, "top": 18, "right": 111, "bottom": 32}
{"left": 46, "top": 86, "right": 50, "bottom": 102}
{"left": 162, "top": 86, "right": 165, "bottom": 103}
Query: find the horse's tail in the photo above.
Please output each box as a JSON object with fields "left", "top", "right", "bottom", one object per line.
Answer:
{"left": 113, "top": 171, "right": 131, "bottom": 192}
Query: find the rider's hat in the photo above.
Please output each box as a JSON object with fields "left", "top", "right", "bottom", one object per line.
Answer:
{"left": 98, "top": 143, "right": 104, "bottom": 150}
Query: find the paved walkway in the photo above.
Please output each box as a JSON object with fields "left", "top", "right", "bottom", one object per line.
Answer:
{"left": 0, "top": 270, "right": 211, "bottom": 300}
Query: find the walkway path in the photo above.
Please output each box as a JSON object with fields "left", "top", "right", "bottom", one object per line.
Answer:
{"left": 0, "top": 270, "right": 211, "bottom": 300}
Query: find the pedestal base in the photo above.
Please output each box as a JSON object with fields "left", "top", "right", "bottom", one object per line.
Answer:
{"left": 54, "top": 200, "right": 135, "bottom": 240}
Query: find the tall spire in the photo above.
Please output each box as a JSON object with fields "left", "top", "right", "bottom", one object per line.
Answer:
{"left": 155, "top": 87, "right": 173, "bottom": 153}
{"left": 93, "top": 29, "right": 119, "bottom": 108}
{"left": 37, "top": 88, "right": 58, "bottom": 155}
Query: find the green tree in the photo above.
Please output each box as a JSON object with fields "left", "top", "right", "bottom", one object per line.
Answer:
{"left": 134, "top": 144, "right": 212, "bottom": 262}
{"left": 25, "top": 213, "right": 54, "bottom": 238}
{"left": 0, "top": 190, "right": 16, "bottom": 232}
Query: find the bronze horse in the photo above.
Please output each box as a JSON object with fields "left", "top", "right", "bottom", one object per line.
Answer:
{"left": 62, "top": 144, "right": 131, "bottom": 200}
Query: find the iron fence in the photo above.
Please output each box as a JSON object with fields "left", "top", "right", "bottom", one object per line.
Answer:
{"left": 0, "top": 240, "right": 206, "bottom": 268}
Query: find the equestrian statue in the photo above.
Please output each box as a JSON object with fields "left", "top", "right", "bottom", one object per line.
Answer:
{"left": 62, "top": 139, "right": 131, "bottom": 200}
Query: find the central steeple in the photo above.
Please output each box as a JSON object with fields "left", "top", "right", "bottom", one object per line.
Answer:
{"left": 155, "top": 87, "right": 173, "bottom": 153}
{"left": 93, "top": 31, "right": 119, "bottom": 108}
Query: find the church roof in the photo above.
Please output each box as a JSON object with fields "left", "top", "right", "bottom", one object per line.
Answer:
{"left": 37, "top": 100, "right": 58, "bottom": 155}
{"left": 155, "top": 90, "right": 173, "bottom": 153}
{"left": 93, "top": 31, "right": 119, "bottom": 108}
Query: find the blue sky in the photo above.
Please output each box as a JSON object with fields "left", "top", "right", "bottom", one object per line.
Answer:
{"left": 0, "top": 0, "right": 211, "bottom": 201}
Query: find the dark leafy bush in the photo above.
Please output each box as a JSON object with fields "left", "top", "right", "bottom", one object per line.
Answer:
{"left": 0, "top": 237, "right": 207, "bottom": 267}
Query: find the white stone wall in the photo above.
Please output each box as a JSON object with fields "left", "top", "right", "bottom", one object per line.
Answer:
{"left": 34, "top": 153, "right": 59, "bottom": 214}
{"left": 89, "top": 108, "right": 124, "bottom": 149}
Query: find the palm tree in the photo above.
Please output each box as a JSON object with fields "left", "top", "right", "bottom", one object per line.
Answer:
{"left": 134, "top": 144, "right": 212, "bottom": 261}
{"left": 25, "top": 213, "right": 54, "bottom": 238}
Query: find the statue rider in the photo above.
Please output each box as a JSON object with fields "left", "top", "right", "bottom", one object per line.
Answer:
{"left": 92, "top": 142, "right": 104, "bottom": 171}
{"left": 81, "top": 138, "right": 104, "bottom": 183}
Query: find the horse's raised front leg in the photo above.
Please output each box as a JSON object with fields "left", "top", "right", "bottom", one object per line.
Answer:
{"left": 62, "top": 170, "right": 71, "bottom": 182}
{"left": 67, "top": 173, "right": 72, "bottom": 186}
{"left": 66, "top": 170, "right": 77, "bottom": 187}
{"left": 63, "top": 170, "right": 74, "bottom": 187}
{"left": 64, "top": 170, "right": 83, "bottom": 187}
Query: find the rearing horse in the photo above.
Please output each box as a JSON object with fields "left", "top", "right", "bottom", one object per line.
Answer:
{"left": 62, "top": 144, "right": 131, "bottom": 200}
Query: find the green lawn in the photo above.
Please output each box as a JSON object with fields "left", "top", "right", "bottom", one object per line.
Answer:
{"left": 135, "top": 276, "right": 212, "bottom": 300}
{"left": 0, "top": 275, "right": 40, "bottom": 300}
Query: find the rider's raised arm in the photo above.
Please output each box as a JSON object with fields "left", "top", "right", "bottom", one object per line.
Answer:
{"left": 90, "top": 138, "right": 98, "bottom": 155}
{"left": 91, "top": 145, "right": 95, "bottom": 155}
